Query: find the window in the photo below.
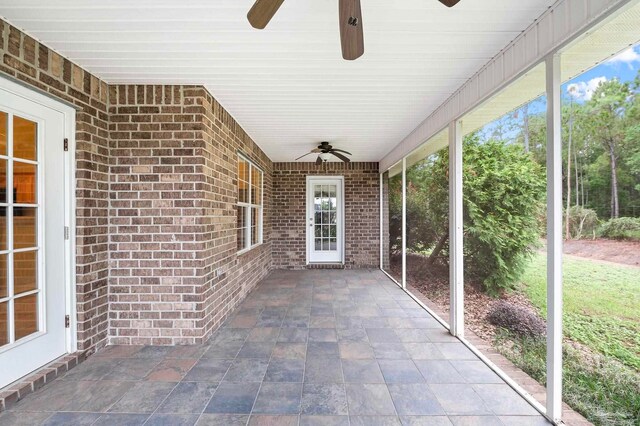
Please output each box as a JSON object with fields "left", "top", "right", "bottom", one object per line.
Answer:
{"left": 237, "top": 155, "right": 263, "bottom": 252}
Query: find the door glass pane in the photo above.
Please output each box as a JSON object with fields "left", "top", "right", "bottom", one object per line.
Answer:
{"left": 13, "top": 116, "right": 37, "bottom": 161}
{"left": 0, "top": 207, "right": 6, "bottom": 250}
{"left": 14, "top": 207, "right": 36, "bottom": 249}
{"left": 14, "top": 162, "right": 37, "bottom": 204}
{"left": 14, "top": 293, "right": 38, "bottom": 340}
{"left": 313, "top": 184, "right": 338, "bottom": 252}
{"left": 0, "top": 302, "right": 7, "bottom": 347}
{"left": 0, "top": 254, "right": 6, "bottom": 298}
{"left": 0, "top": 112, "right": 7, "bottom": 156}
{"left": 14, "top": 250, "right": 37, "bottom": 295}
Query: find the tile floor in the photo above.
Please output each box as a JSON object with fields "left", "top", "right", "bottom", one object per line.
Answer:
{"left": 0, "top": 270, "right": 551, "bottom": 425}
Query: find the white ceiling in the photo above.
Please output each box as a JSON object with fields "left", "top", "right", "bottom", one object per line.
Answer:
{"left": 0, "top": 0, "right": 555, "bottom": 162}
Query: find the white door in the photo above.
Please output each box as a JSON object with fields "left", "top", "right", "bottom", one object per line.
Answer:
{"left": 307, "top": 177, "right": 344, "bottom": 264}
{"left": 0, "top": 79, "right": 71, "bottom": 388}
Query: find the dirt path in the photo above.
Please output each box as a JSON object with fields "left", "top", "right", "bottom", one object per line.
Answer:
{"left": 562, "top": 239, "right": 640, "bottom": 267}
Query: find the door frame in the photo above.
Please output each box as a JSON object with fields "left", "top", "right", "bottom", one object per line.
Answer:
{"left": 0, "top": 75, "right": 77, "bottom": 355}
{"left": 305, "top": 175, "right": 345, "bottom": 265}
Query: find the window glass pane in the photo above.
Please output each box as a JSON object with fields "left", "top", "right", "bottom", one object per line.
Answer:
{"left": 0, "top": 112, "right": 6, "bottom": 156}
{"left": 14, "top": 207, "right": 36, "bottom": 249}
{"left": 0, "top": 159, "right": 7, "bottom": 203}
{"left": 14, "top": 250, "right": 37, "bottom": 295}
{"left": 251, "top": 168, "right": 262, "bottom": 205}
{"left": 237, "top": 206, "right": 246, "bottom": 251}
{"left": 238, "top": 158, "right": 249, "bottom": 203}
{"left": 0, "top": 254, "right": 6, "bottom": 298}
{"left": 0, "top": 302, "right": 7, "bottom": 347}
{"left": 14, "top": 293, "right": 38, "bottom": 340}
{"left": 14, "top": 161, "right": 37, "bottom": 204}
{"left": 251, "top": 207, "right": 259, "bottom": 245}
{"left": 13, "top": 116, "right": 37, "bottom": 161}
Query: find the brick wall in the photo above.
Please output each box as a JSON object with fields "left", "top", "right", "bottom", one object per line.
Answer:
{"left": 1, "top": 20, "right": 110, "bottom": 354}
{"left": 1, "top": 20, "right": 274, "bottom": 349}
{"left": 272, "top": 162, "right": 380, "bottom": 269}
{"left": 108, "top": 85, "right": 273, "bottom": 345}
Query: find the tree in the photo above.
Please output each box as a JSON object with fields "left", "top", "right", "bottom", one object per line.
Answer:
{"left": 584, "top": 79, "right": 632, "bottom": 218}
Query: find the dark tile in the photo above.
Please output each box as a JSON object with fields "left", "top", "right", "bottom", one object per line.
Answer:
{"left": 371, "top": 343, "right": 410, "bottom": 359}
{"left": 301, "top": 383, "right": 348, "bottom": 415}
{"left": 283, "top": 315, "right": 311, "bottom": 328}
{"left": 403, "top": 343, "right": 444, "bottom": 360}
{"left": 247, "top": 328, "right": 281, "bottom": 342}
{"left": 145, "top": 413, "right": 199, "bottom": 426}
{"left": 0, "top": 412, "right": 53, "bottom": 426}
{"left": 349, "top": 416, "right": 402, "bottom": 426}
{"left": 450, "top": 361, "right": 503, "bottom": 384}
{"left": 205, "top": 382, "right": 260, "bottom": 414}
{"left": 210, "top": 328, "right": 251, "bottom": 344}
{"left": 378, "top": 360, "right": 424, "bottom": 383}
{"left": 309, "top": 328, "right": 338, "bottom": 342}
{"left": 278, "top": 328, "right": 309, "bottom": 343}
{"left": 344, "top": 383, "right": 396, "bottom": 415}
{"left": 341, "top": 359, "right": 384, "bottom": 383}
{"left": 264, "top": 359, "right": 305, "bottom": 382}
{"left": 414, "top": 360, "right": 465, "bottom": 384}
{"left": 337, "top": 328, "right": 368, "bottom": 342}
{"left": 300, "top": 415, "right": 349, "bottom": 425}
{"left": 196, "top": 414, "right": 249, "bottom": 425}
{"left": 42, "top": 412, "right": 101, "bottom": 426}
{"left": 157, "top": 382, "right": 218, "bottom": 414}
{"left": 272, "top": 343, "right": 307, "bottom": 360}
{"left": 338, "top": 341, "right": 375, "bottom": 359}
{"left": 305, "top": 357, "right": 343, "bottom": 383}
{"left": 10, "top": 379, "right": 90, "bottom": 412}
{"left": 166, "top": 345, "right": 207, "bottom": 359}
{"left": 110, "top": 381, "right": 176, "bottom": 413}
{"left": 400, "top": 416, "right": 453, "bottom": 425}
{"left": 202, "top": 341, "right": 244, "bottom": 359}
{"left": 134, "top": 346, "right": 172, "bottom": 359}
{"left": 94, "top": 414, "right": 149, "bottom": 426}
{"left": 429, "top": 384, "right": 492, "bottom": 415}
{"left": 236, "top": 342, "right": 275, "bottom": 359}
{"left": 64, "top": 380, "right": 132, "bottom": 412}
{"left": 145, "top": 359, "right": 197, "bottom": 381}
{"left": 472, "top": 384, "right": 540, "bottom": 416}
{"left": 248, "top": 415, "right": 299, "bottom": 425}
{"left": 387, "top": 383, "right": 445, "bottom": 415}
{"left": 110, "top": 358, "right": 163, "bottom": 381}
{"left": 223, "top": 358, "right": 269, "bottom": 382}
{"left": 252, "top": 382, "right": 302, "bottom": 414}
{"left": 307, "top": 342, "right": 339, "bottom": 358}
{"left": 183, "top": 358, "right": 232, "bottom": 382}
{"left": 61, "top": 358, "right": 120, "bottom": 381}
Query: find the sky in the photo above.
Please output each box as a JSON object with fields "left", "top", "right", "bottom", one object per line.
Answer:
{"left": 478, "top": 44, "right": 640, "bottom": 141}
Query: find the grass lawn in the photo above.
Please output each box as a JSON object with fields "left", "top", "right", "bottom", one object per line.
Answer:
{"left": 519, "top": 252, "right": 640, "bottom": 369}
{"left": 497, "top": 252, "right": 640, "bottom": 425}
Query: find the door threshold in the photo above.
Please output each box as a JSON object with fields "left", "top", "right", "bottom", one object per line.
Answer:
{"left": 306, "top": 263, "right": 345, "bottom": 269}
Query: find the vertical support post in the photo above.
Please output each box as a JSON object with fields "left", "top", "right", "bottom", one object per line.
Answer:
{"left": 545, "top": 54, "right": 563, "bottom": 423}
{"left": 379, "top": 172, "right": 383, "bottom": 270}
{"left": 401, "top": 157, "right": 407, "bottom": 290}
{"left": 449, "top": 120, "right": 464, "bottom": 337}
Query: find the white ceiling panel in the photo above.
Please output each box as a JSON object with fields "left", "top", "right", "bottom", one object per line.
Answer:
{"left": 0, "top": 0, "right": 555, "bottom": 162}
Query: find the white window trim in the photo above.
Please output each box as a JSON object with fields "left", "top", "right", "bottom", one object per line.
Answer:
{"left": 237, "top": 154, "right": 263, "bottom": 254}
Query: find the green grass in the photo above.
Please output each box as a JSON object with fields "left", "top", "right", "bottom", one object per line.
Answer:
{"left": 504, "top": 253, "right": 640, "bottom": 424}
{"left": 519, "top": 253, "right": 640, "bottom": 369}
{"left": 495, "top": 331, "right": 640, "bottom": 426}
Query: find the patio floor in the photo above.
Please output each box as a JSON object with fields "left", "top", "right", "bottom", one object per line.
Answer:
{"left": 0, "top": 269, "right": 550, "bottom": 425}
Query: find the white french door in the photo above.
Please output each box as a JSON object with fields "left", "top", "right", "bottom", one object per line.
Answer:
{"left": 306, "top": 177, "right": 344, "bottom": 264}
{"left": 0, "top": 77, "right": 73, "bottom": 388}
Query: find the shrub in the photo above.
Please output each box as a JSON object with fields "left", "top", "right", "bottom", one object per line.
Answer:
{"left": 598, "top": 217, "right": 640, "bottom": 241}
{"left": 487, "top": 301, "right": 546, "bottom": 339}
{"left": 566, "top": 206, "right": 600, "bottom": 239}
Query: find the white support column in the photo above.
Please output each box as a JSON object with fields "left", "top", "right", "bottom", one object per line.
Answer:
{"left": 449, "top": 120, "right": 464, "bottom": 337}
{"left": 545, "top": 53, "right": 563, "bottom": 423}
{"left": 379, "top": 172, "right": 384, "bottom": 271}
{"left": 401, "top": 157, "right": 407, "bottom": 290}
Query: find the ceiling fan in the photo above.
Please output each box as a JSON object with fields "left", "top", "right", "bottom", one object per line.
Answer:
{"left": 247, "top": 0, "right": 461, "bottom": 60}
{"left": 295, "top": 142, "right": 352, "bottom": 165}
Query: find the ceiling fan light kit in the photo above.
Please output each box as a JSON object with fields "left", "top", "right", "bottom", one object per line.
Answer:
{"left": 247, "top": 0, "right": 461, "bottom": 61}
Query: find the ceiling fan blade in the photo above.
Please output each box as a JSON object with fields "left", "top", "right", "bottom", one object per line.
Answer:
{"left": 339, "top": 0, "right": 364, "bottom": 60}
{"left": 315, "top": 156, "right": 323, "bottom": 166}
{"left": 331, "top": 148, "right": 352, "bottom": 156}
{"left": 248, "top": 0, "right": 285, "bottom": 29}
{"left": 331, "top": 151, "right": 351, "bottom": 163}
{"left": 295, "top": 152, "right": 314, "bottom": 161}
{"left": 438, "top": 0, "right": 461, "bottom": 7}
{"left": 311, "top": 148, "right": 322, "bottom": 153}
